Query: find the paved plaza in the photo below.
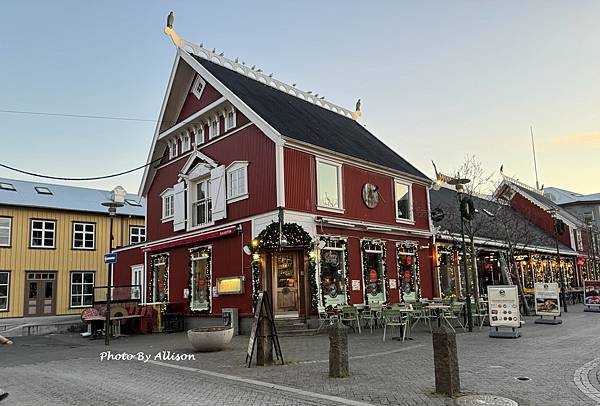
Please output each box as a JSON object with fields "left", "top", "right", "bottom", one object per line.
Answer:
{"left": 2, "top": 305, "right": 600, "bottom": 405}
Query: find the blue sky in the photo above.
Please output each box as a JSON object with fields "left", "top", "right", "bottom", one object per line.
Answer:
{"left": 1, "top": 1, "right": 599, "bottom": 194}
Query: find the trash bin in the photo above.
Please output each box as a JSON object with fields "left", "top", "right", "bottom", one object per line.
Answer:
{"left": 222, "top": 308, "right": 239, "bottom": 335}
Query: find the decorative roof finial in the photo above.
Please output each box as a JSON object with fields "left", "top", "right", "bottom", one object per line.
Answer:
{"left": 351, "top": 98, "right": 362, "bottom": 120}
{"left": 164, "top": 11, "right": 184, "bottom": 48}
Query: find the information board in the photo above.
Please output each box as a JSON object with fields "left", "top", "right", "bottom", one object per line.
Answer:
{"left": 584, "top": 280, "right": 600, "bottom": 306}
{"left": 534, "top": 282, "right": 561, "bottom": 316}
{"left": 487, "top": 285, "right": 520, "bottom": 328}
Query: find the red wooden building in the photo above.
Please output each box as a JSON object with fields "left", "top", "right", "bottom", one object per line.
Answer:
{"left": 113, "top": 38, "right": 434, "bottom": 332}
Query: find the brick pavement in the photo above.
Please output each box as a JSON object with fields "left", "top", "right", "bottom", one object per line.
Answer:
{"left": 1, "top": 304, "right": 599, "bottom": 405}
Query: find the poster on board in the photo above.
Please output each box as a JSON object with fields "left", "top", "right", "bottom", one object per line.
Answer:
{"left": 584, "top": 280, "right": 600, "bottom": 306}
{"left": 487, "top": 285, "right": 520, "bottom": 328}
{"left": 534, "top": 282, "right": 561, "bottom": 316}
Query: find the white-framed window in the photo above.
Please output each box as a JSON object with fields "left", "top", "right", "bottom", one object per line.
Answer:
{"left": 0, "top": 217, "right": 11, "bottom": 247}
{"left": 30, "top": 219, "right": 56, "bottom": 248}
{"left": 181, "top": 133, "right": 191, "bottom": 152}
{"left": 130, "top": 226, "right": 146, "bottom": 244}
{"left": 190, "top": 248, "right": 211, "bottom": 311}
{"left": 191, "top": 75, "right": 206, "bottom": 99}
{"left": 394, "top": 180, "right": 413, "bottom": 221}
{"left": 576, "top": 230, "right": 584, "bottom": 251}
{"left": 226, "top": 161, "right": 248, "bottom": 201}
{"left": 225, "top": 109, "right": 236, "bottom": 131}
{"left": 0, "top": 272, "right": 9, "bottom": 311}
{"left": 194, "top": 126, "right": 204, "bottom": 145}
{"left": 191, "top": 178, "right": 212, "bottom": 227}
{"left": 131, "top": 265, "right": 144, "bottom": 300}
{"left": 210, "top": 116, "right": 220, "bottom": 139}
{"left": 70, "top": 271, "right": 94, "bottom": 308}
{"left": 161, "top": 189, "right": 174, "bottom": 220}
{"left": 169, "top": 139, "right": 178, "bottom": 159}
{"left": 316, "top": 158, "right": 343, "bottom": 211}
{"left": 72, "top": 222, "right": 95, "bottom": 250}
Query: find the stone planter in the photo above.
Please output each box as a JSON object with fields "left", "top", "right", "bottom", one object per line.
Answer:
{"left": 187, "top": 326, "right": 234, "bottom": 352}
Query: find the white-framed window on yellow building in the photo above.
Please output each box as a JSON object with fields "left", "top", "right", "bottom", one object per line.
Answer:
{"left": 0, "top": 217, "right": 11, "bottom": 247}
{"left": 30, "top": 219, "right": 56, "bottom": 249}
{"left": 0, "top": 272, "right": 9, "bottom": 311}
{"left": 70, "top": 271, "right": 94, "bottom": 308}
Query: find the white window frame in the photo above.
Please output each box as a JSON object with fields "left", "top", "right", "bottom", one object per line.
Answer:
{"left": 190, "top": 177, "right": 213, "bottom": 228}
{"left": 181, "top": 133, "right": 191, "bottom": 153}
{"left": 316, "top": 157, "right": 344, "bottom": 212}
{"left": 30, "top": 219, "right": 56, "bottom": 249}
{"left": 394, "top": 179, "right": 414, "bottom": 223}
{"left": 209, "top": 116, "right": 220, "bottom": 139}
{"left": 191, "top": 75, "right": 206, "bottom": 99}
{"left": 190, "top": 248, "right": 212, "bottom": 311}
{"left": 72, "top": 222, "right": 96, "bottom": 250}
{"left": 129, "top": 226, "right": 146, "bottom": 245}
{"left": 169, "top": 138, "right": 178, "bottom": 159}
{"left": 161, "top": 188, "right": 175, "bottom": 221}
{"left": 131, "top": 264, "right": 144, "bottom": 300}
{"left": 226, "top": 161, "right": 249, "bottom": 202}
{"left": 194, "top": 126, "right": 204, "bottom": 146}
{"left": 70, "top": 271, "right": 95, "bottom": 308}
{"left": 225, "top": 108, "right": 236, "bottom": 131}
{"left": 0, "top": 271, "right": 9, "bottom": 311}
{"left": 0, "top": 217, "right": 11, "bottom": 247}
{"left": 576, "top": 229, "right": 584, "bottom": 251}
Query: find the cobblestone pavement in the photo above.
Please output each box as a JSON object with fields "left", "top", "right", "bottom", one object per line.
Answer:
{"left": 1, "top": 304, "right": 599, "bottom": 405}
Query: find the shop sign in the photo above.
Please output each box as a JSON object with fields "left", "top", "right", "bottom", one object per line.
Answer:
{"left": 352, "top": 280, "right": 361, "bottom": 291}
{"left": 389, "top": 279, "right": 397, "bottom": 289}
{"left": 534, "top": 282, "right": 560, "bottom": 316}
{"left": 584, "top": 280, "right": 600, "bottom": 306}
{"left": 487, "top": 285, "right": 520, "bottom": 328}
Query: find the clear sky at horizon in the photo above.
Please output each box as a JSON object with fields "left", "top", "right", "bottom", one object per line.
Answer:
{"left": 1, "top": 1, "right": 599, "bottom": 195}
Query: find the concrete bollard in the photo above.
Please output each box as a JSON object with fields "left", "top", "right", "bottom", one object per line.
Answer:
{"left": 329, "top": 321, "right": 349, "bottom": 378}
{"left": 256, "top": 316, "right": 273, "bottom": 366}
{"left": 432, "top": 323, "right": 460, "bottom": 396}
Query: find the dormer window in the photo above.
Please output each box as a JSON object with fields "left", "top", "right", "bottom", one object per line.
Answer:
{"left": 181, "top": 133, "right": 191, "bottom": 152}
{"left": 169, "top": 139, "right": 178, "bottom": 159}
{"left": 35, "top": 186, "right": 52, "bottom": 195}
{"left": 194, "top": 126, "right": 204, "bottom": 145}
{"left": 0, "top": 183, "right": 15, "bottom": 191}
{"left": 210, "top": 116, "right": 219, "bottom": 139}
{"left": 225, "top": 109, "right": 236, "bottom": 131}
{"left": 191, "top": 75, "right": 206, "bottom": 99}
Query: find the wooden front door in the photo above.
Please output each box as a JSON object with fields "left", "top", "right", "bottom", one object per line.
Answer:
{"left": 272, "top": 252, "right": 300, "bottom": 317}
{"left": 25, "top": 272, "right": 56, "bottom": 316}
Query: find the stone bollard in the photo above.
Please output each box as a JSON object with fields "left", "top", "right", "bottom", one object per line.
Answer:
{"left": 432, "top": 323, "right": 460, "bottom": 396}
{"left": 329, "top": 321, "right": 349, "bottom": 378}
{"left": 256, "top": 316, "right": 273, "bottom": 366}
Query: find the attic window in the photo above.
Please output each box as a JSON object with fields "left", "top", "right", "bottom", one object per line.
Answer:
{"left": 191, "top": 76, "right": 206, "bottom": 99}
{"left": 125, "top": 199, "right": 142, "bottom": 207}
{"left": 35, "top": 187, "right": 52, "bottom": 195}
{"left": 0, "top": 183, "right": 16, "bottom": 191}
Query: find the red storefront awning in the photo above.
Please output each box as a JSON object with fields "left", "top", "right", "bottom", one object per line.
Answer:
{"left": 142, "top": 226, "right": 238, "bottom": 253}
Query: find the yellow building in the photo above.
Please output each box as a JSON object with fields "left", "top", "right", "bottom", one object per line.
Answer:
{"left": 0, "top": 178, "right": 145, "bottom": 318}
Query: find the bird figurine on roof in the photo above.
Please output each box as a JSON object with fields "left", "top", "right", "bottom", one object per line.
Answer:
{"left": 164, "top": 11, "right": 184, "bottom": 48}
{"left": 351, "top": 98, "right": 362, "bottom": 120}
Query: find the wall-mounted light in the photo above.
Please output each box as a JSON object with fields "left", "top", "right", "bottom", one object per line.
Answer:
{"left": 242, "top": 245, "right": 252, "bottom": 255}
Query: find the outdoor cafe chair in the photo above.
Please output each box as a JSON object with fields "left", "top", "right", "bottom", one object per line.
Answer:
{"left": 442, "top": 302, "right": 465, "bottom": 332}
{"left": 362, "top": 304, "right": 382, "bottom": 333}
{"left": 410, "top": 301, "right": 433, "bottom": 332}
{"left": 316, "top": 306, "right": 337, "bottom": 334}
{"left": 340, "top": 306, "right": 362, "bottom": 334}
{"left": 382, "top": 309, "right": 407, "bottom": 342}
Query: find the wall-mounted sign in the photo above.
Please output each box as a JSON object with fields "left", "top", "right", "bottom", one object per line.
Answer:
{"left": 389, "top": 279, "right": 397, "bottom": 289}
{"left": 487, "top": 285, "right": 520, "bottom": 328}
{"left": 216, "top": 276, "right": 245, "bottom": 295}
{"left": 362, "top": 183, "right": 380, "bottom": 209}
{"left": 352, "top": 279, "right": 361, "bottom": 291}
{"left": 534, "top": 282, "right": 560, "bottom": 316}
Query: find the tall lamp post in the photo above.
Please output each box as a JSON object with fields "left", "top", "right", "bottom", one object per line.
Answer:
{"left": 548, "top": 208, "right": 568, "bottom": 313}
{"left": 588, "top": 221, "right": 599, "bottom": 280}
{"left": 102, "top": 186, "right": 126, "bottom": 346}
{"left": 448, "top": 177, "right": 474, "bottom": 333}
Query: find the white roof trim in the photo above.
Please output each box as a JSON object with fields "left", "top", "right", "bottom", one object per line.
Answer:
{"left": 180, "top": 150, "right": 218, "bottom": 174}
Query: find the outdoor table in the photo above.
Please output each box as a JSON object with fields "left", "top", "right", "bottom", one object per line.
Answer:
{"left": 426, "top": 305, "right": 450, "bottom": 328}
{"left": 396, "top": 308, "right": 416, "bottom": 340}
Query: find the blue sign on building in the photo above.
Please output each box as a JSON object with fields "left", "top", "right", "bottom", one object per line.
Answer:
{"left": 104, "top": 253, "right": 117, "bottom": 264}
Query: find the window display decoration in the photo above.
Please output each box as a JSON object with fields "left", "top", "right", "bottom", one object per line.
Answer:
{"left": 361, "top": 240, "right": 388, "bottom": 304}
{"left": 149, "top": 253, "right": 169, "bottom": 313}
{"left": 396, "top": 241, "right": 420, "bottom": 302}
{"left": 318, "top": 237, "right": 350, "bottom": 307}
{"left": 188, "top": 246, "right": 212, "bottom": 313}
{"left": 245, "top": 222, "right": 314, "bottom": 309}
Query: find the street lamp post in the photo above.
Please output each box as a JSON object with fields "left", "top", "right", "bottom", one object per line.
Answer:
{"left": 548, "top": 209, "right": 568, "bottom": 313}
{"left": 102, "top": 186, "right": 126, "bottom": 346}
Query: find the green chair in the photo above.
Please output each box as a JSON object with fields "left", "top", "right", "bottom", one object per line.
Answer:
{"left": 411, "top": 301, "right": 433, "bottom": 332}
{"left": 382, "top": 309, "right": 407, "bottom": 342}
{"left": 316, "top": 306, "right": 337, "bottom": 334}
{"left": 340, "top": 306, "right": 361, "bottom": 334}
{"left": 442, "top": 302, "right": 465, "bottom": 332}
{"left": 362, "top": 303, "right": 382, "bottom": 333}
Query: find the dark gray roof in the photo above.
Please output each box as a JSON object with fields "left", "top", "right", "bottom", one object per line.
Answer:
{"left": 194, "top": 56, "right": 428, "bottom": 180}
{"left": 0, "top": 177, "right": 145, "bottom": 216}
{"left": 430, "top": 187, "right": 573, "bottom": 253}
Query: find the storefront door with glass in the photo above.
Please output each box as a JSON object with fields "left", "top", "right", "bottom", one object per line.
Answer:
{"left": 272, "top": 252, "right": 299, "bottom": 316}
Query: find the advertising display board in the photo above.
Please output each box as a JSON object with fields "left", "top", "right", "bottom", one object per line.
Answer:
{"left": 534, "top": 282, "right": 561, "bottom": 317}
{"left": 487, "top": 285, "right": 520, "bottom": 328}
{"left": 584, "top": 280, "right": 600, "bottom": 311}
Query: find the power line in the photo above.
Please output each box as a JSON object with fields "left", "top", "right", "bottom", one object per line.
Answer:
{"left": 0, "top": 157, "right": 163, "bottom": 181}
{"left": 0, "top": 109, "right": 157, "bottom": 123}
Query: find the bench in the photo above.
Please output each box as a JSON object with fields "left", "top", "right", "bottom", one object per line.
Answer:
{"left": 81, "top": 304, "right": 154, "bottom": 338}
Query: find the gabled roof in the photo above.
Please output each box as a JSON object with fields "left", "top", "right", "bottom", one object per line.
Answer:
{"left": 544, "top": 186, "right": 600, "bottom": 206}
{"left": 192, "top": 56, "right": 429, "bottom": 181}
{"left": 430, "top": 186, "right": 575, "bottom": 254}
{"left": 0, "top": 177, "right": 145, "bottom": 216}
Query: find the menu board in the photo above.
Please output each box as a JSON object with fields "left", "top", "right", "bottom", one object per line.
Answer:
{"left": 487, "top": 286, "right": 520, "bottom": 328}
{"left": 584, "top": 280, "right": 600, "bottom": 306}
{"left": 534, "top": 282, "right": 561, "bottom": 316}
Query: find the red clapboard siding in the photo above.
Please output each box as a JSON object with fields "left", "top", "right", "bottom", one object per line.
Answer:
{"left": 176, "top": 81, "right": 223, "bottom": 124}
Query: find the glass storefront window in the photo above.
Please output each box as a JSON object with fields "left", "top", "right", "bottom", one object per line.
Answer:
{"left": 190, "top": 250, "right": 210, "bottom": 311}
{"left": 320, "top": 247, "right": 347, "bottom": 307}
{"left": 397, "top": 253, "right": 417, "bottom": 301}
{"left": 151, "top": 257, "right": 169, "bottom": 303}
{"left": 437, "top": 247, "right": 458, "bottom": 298}
{"left": 363, "top": 249, "right": 386, "bottom": 304}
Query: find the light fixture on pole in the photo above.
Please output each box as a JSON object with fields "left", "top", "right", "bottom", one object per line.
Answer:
{"left": 547, "top": 208, "right": 568, "bottom": 313}
{"left": 101, "top": 186, "right": 126, "bottom": 346}
{"left": 447, "top": 177, "right": 474, "bottom": 333}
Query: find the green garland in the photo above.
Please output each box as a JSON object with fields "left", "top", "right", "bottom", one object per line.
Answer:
{"left": 396, "top": 242, "right": 421, "bottom": 302}
{"left": 308, "top": 254, "right": 319, "bottom": 309}
{"left": 188, "top": 246, "right": 212, "bottom": 313}
{"left": 149, "top": 253, "right": 169, "bottom": 313}
{"left": 361, "top": 240, "right": 388, "bottom": 304}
